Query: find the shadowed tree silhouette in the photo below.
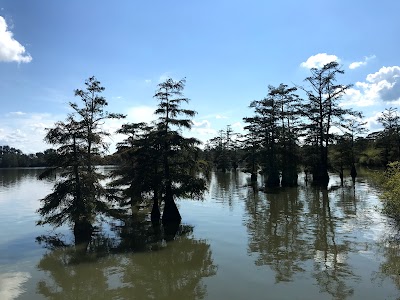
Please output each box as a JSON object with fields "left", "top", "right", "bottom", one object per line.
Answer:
{"left": 299, "top": 62, "right": 354, "bottom": 187}
{"left": 37, "top": 76, "right": 125, "bottom": 245}
{"left": 153, "top": 77, "right": 207, "bottom": 224}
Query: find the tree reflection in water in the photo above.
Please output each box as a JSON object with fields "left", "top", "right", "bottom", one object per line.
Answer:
{"left": 245, "top": 183, "right": 362, "bottom": 300}
{"left": 36, "top": 222, "right": 217, "bottom": 300}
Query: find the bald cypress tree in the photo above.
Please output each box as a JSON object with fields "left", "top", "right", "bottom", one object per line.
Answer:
{"left": 37, "top": 77, "right": 125, "bottom": 244}
{"left": 300, "top": 62, "right": 353, "bottom": 187}
{"left": 152, "top": 78, "right": 207, "bottom": 224}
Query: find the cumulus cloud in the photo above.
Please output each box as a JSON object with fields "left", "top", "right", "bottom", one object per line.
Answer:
{"left": 192, "top": 119, "right": 217, "bottom": 135}
{"left": 0, "top": 112, "right": 58, "bottom": 153}
{"left": 342, "top": 66, "right": 400, "bottom": 107}
{"left": 0, "top": 16, "right": 32, "bottom": 63}
{"left": 349, "top": 55, "right": 376, "bottom": 70}
{"left": 300, "top": 53, "right": 339, "bottom": 69}
{"left": 126, "top": 105, "right": 155, "bottom": 123}
{"left": 363, "top": 111, "right": 385, "bottom": 132}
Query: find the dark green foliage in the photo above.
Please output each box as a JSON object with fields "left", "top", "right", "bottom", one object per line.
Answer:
{"left": 240, "top": 118, "right": 262, "bottom": 182}
{"left": 153, "top": 78, "right": 207, "bottom": 224}
{"left": 109, "top": 78, "right": 207, "bottom": 225}
{"left": 379, "top": 161, "right": 400, "bottom": 221}
{"left": 300, "top": 62, "right": 354, "bottom": 186}
{"left": 37, "top": 77, "right": 125, "bottom": 242}
{"left": 243, "top": 84, "right": 301, "bottom": 187}
{"left": 0, "top": 145, "right": 56, "bottom": 168}
{"left": 207, "top": 126, "right": 239, "bottom": 172}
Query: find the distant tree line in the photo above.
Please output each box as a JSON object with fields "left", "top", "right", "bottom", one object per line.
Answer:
{"left": 0, "top": 145, "right": 57, "bottom": 168}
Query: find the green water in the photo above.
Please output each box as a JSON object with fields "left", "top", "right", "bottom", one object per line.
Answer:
{"left": 0, "top": 168, "right": 399, "bottom": 299}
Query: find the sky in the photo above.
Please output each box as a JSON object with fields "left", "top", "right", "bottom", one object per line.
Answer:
{"left": 0, "top": 0, "right": 400, "bottom": 154}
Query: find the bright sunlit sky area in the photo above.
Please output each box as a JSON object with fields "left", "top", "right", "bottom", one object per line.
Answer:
{"left": 1, "top": 0, "right": 399, "bottom": 153}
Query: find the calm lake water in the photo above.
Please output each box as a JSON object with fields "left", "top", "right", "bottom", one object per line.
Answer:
{"left": 1, "top": 167, "right": 400, "bottom": 299}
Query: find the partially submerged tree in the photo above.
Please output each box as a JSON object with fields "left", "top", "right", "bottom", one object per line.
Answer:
{"left": 340, "top": 116, "right": 367, "bottom": 183}
{"left": 37, "top": 76, "right": 125, "bottom": 244}
{"left": 245, "top": 84, "right": 301, "bottom": 187}
{"left": 108, "top": 122, "right": 163, "bottom": 222}
{"left": 153, "top": 78, "right": 207, "bottom": 224}
{"left": 300, "top": 61, "right": 353, "bottom": 187}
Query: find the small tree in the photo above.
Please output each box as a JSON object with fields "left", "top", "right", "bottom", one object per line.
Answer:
{"left": 340, "top": 116, "right": 367, "bottom": 183}
{"left": 37, "top": 77, "right": 125, "bottom": 243}
{"left": 377, "top": 107, "right": 400, "bottom": 164}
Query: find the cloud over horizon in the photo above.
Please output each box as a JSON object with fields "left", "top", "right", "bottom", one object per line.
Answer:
{"left": 342, "top": 65, "right": 400, "bottom": 107}
{"left": 0, "top": 16, "right": 32, "bottom": 63}
{"left": 300, "top": 53, "right": 340, "bottom": 69}
{"left": 0, "top": 112, "right": 57, "bottom": 153}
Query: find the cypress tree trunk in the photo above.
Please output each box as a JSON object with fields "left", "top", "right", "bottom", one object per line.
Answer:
{"left": 162, "top": 182, "right": 182, "bottom": 224}
{"left": 73, "top": 220, "right": 93, "bottom": 246}
{"left": 265, "top": 168, "right": 280, "bottom": 187}
{"left": 350, "top": 164, "right": 357, "bottom": 184}
{"left": 151, "top": 193, "right": 161, "bottom": 224}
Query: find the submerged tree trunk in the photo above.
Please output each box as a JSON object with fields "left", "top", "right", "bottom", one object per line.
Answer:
{"left": 162, "top": 183, "right": 182, "bottom": 224}
{"left": 350, "top": 164, "right": 357, "bottom": 184}
{"left": 265, "top": 168, "right": 280, "bottom": 187}
{"left": 339, "top": 166, "right": 344, "bottom": 187}
{"left": 151, "top": 193, "right": 161, "bottom": 224}
{"left": 281, "top": 168, "right": 298, "bottom": 187}
{"left": 312, "top": 162, "right": 329, "bottom": 187}
{"left": 250, "top": 172, "right": 257, "bottom": 183}
{"left": 73, "top": 220, "right": 93, "bottom": 246}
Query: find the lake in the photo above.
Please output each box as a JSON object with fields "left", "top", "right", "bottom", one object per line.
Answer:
{"left": 0, "top": 167, "right": 400, "bottom": 299}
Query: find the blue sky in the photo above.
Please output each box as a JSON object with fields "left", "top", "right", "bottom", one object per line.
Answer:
{"left": 1, "top": 0, "right": 400, "bottom": 153}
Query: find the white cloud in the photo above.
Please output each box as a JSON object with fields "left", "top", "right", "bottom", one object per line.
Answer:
{"left": 7, "top": 111, "right": 26, "bottom": 116}
{"left": 0, "top": 112, "right": 59, "bottom": 153}
{"left": 349, "top": 55, "right": 376, "bottom": 70}
{"left": 188, "top": 119, "right": 218, "bottom": 146}
{"left": 342, "top": 66, "right": 400, "bottom": 108}
{"left": 300, "top": 53, "right": 339, "bottom": 69}
{"left": 0, "top": 16, "right": 32, "bottom": 63}
{"left": 144, "top": 79, "right": 152, "bottom": 84}
{"left": 363, "top": 111, "right": 384, "bottom": 132}
{"left": 126, "top": 105, "right": 155, "bottom": 123}
{"left": 215, "top": 114, "right": 228, "bottom": 119}
{"left": 231, "top": 122, "right": 244, "bottom": 133}
{"left": 192, "top": 120, "right": 216, "bottom": 135}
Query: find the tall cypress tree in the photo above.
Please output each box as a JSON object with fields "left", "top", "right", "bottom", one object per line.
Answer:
{"left": 37, "top": 76, "right": 125, "bottom": 244}
{"left": 153, "top": 78, "right": 206, "bottom": 224}
{"left": 300, "top": 62, "right": 353, "bottom": 187}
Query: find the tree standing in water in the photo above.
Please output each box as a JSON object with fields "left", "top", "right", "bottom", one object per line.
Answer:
{"left": 37, "top": 76, "right": 125, "bottom": 244}
{"left": 153, "top": 78, "right": 206, "bottom": 224}
{"left": 300, "top": 62, "right": 353, "bottom": 187}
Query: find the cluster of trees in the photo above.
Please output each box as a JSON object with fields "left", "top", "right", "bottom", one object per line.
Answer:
{"left": 37, "top": 77, "right": 207, "bottom": 244}
{"left": 35, "top": 63, "right": 400, "bottom": 240}
{"left": 0, "top": 145, "right": 56, "bottom": 168}
{"left": 205, "top": 62, "right": 400, "bottom": 190}
{"left": 206, "top": 62, "right": 358, "bottom": 187}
